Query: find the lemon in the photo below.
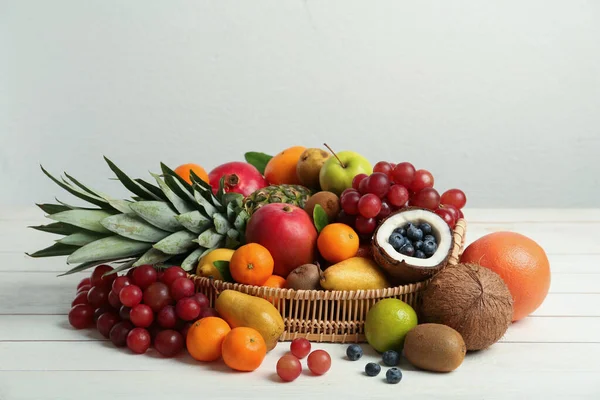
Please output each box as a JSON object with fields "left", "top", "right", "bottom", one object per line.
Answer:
{"left": 364, "top": 298, "right": 418, "bottom": 353}
{"left": 196, "top": 248, "right": 235, "bottom": 281}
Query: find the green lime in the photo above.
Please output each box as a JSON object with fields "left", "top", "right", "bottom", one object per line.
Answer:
{"left": 364, "top": 298, "right": 418, "bottom": 353}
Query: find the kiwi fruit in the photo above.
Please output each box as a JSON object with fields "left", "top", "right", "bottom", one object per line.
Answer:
{"left": 403, "top": 323, "right": 466, "bottom": 372}
{"left": 304, "top": 191, "right": 340, "bottom": 223}
{"left": 296, "top": 148, "right": 330, "bottom": 189}
{"left": 285, "top": 263, "right": 322, "bottom": 290}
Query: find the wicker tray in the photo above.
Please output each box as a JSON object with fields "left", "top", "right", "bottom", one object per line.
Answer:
{"left": 191, "top": 219, "right": 467, "bottom": 344}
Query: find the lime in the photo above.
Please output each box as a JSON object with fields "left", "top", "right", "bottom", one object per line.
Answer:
{"left": 364, "top": 298, "right": 418, "bottom": 353}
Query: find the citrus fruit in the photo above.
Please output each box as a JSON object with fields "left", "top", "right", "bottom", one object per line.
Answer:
{"left": 364, "top": 298, "right": 418, "bottom": 353}
{"left": 186, "top": 316, "right": 231, "bottom": 362}
{"left": 221, "top": 327, "right": 267, "bottom": 372}
{"left": 264, "top": 146, "right": 306, "bottom": 185}
{"left": 460, "top": 231, "right": 551, "bottom": 321}
{"left": 174, "top": 163, "right": 209, "bottom": 185}
{"left": 196, "top": 248, "right": 235, "bottom": 280}
{"left": 229, "top": 243, "right": 274, "bottom": 286}
{"left": 261, "top": 274, "right": 286, "bottom": 304}
{"left": 317, "top": 223, "right": 360, "bottom": 263}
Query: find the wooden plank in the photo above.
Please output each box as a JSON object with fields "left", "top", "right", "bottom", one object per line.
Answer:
{"left": 531, "top": 294, "right": 600, "bottom": 317}
{"left": 2, "top": 315, "right": 598, "bottom": 344}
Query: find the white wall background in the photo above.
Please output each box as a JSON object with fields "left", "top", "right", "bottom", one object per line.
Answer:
{"left": 2, "top": 0, "right": 599, "bottom": 208}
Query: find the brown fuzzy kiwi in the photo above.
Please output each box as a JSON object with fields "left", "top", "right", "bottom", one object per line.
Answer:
{"left": 420, "top": 263, "right": 514, "bottom": 351}
{"left": 303, "top": 191, "right": 340, "bottom": 223}
{"left": 285, "top": 263, "right": 322, "bottom": 290}
{"left": 404, "top": 323, "right": 466, "bottom": 372}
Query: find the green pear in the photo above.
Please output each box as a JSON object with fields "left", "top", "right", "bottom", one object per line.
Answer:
{"left": 319, "top": 151, "right": 373, "bottom": 196}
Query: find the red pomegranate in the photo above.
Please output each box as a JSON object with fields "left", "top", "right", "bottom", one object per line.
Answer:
{"left": 245, "top": 204, "right": 318, "bottom": 278}
{"left": 208, "top": 162, "right": 268, "bottom": 197}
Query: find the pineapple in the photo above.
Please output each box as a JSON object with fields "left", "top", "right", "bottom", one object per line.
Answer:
{"left": 27, "top": 158, "right": 250, "bottom": 275}
{"left": 243, "top": 184, "right": 312, "bottom": 215}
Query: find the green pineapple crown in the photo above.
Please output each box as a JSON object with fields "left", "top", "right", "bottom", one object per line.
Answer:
{"left": 28, "top": 157, "right": 250, "bottom": 276}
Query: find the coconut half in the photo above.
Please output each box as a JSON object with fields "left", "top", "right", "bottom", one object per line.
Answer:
{"left": 372, "top": 208, "right": 454, "bottom": 284}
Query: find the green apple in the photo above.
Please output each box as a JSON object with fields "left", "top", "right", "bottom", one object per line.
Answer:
{"left": 319, "top": 151, "right": 373, "bottom": 196}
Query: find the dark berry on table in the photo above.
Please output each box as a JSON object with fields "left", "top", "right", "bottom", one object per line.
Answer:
{"left": 414, "top": 240, "right": 424, "bottom": 250}
{"left": 399, "top": 243, "right": 415, "bottom": 257}
{"left": 386, "top": 367, "right": 403, "bottom": 384}
{"left": 422, "top": 240, "right": 437, "bottom": 256}
{"left": 406, "top": 224, "right": 423, "bottom": 241}
{"left": 423, "top": 234, "right": 436, "bottom": 243}
{"left": 382, "top": 350, "right": 400, "bottom": 366}
{"left": 346, "top": 344, "right": 363, "bottom": 361}
{"left": 393, "top": 227, "right": 407, "bottom": 237}
{"left": 414, "top": 250, "right": 426, "bottom": 259}
{"left": 365, "top": 362, "right": 381, "bottom": 377}
{"left": 388, "top": 233, "right": 405, "bottom": 251}
{"left": 419, "top": 222, "right": 433, "bottom": 235}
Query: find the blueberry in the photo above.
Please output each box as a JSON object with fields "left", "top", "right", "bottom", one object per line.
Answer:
{"left": 406, "top": 225, "right": 423, "bottom": 241}
{"left": 419, "top": 223, "right": 433, "bottom": 235}
{"left": 423, "top": 234, "right": 436, "bottom": 243}
{"left": 386, "top": 367, "right": 403, "bottom": 384}
{"left": 346, "top": 344, "right": 363, "bottom": 361}
{"left": 393, "top": 227, "right": 406, "bottom": 236}
{"left": 382, "top": 350, "right": 400, "bottom": 366}
{"left": 365, "top": 362, "right": 381, "bottom": 377}
{"left": 388, "top": 234, "right": 405, "bottom": 251}
{"left": 399, "top": 243, "right": 415, "bottom": 257}
{"left": 414, "top": 240, "right": 424, "bottom": 250}
{"left": 422, "top": 240, "right": 437, "bottom": 256}
{"left": 414, "top": 250, "right": 426, "bottom": 258}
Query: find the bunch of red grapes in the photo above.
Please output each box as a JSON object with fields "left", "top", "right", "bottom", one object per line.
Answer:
{"left": 338, "top": 161, "right": 467, "bottom": 236}
{"left": 68, "top": 264, "right": 218, "bottom": 356}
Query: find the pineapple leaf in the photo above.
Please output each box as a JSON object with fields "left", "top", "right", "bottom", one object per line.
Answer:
{"left": 67, "top": 236, "right": 152, "bottom": 264}
{"left": 175, "top": 210, "right": 211, "bottom": 234}
{"left": 222, "top": 193, "right": 243, "bottom": 209}
{"left": 213, "top": 213, "right": 232, "bottom": 235}
{"left": 36, "top": 203, "right": 71, "bottom": 215}
{"left": 56, "top": 232, "right": 108, "bottom": 246}
{"left": 160, "top": 162, "right": 194, "bottom": 194}
{"left": 225, "top": 228, "right": 241, "bottom": 248}
{"left": 181, "top": 247, "right": 207, "bottom": 272}
{"left": 152, "top": 173, "right": 195, "bottom": 214}
{"left": 153, "top": 230, "right": 198, "bottom": 255}
{"left": 189, "top": 169, "right": 214, "bottom": 193}
{"left": 48, "top": 209, "right": 113, "bottom": 233}
{"left": 41, "top": 165, "right": 112, "bottom": 209}
{"left": 26, "top": 242, "right": 80, "bottom": 258}
{"left": 129, "top": 201, "right": 182, "bottom": 232}
{"left": 29, "top": 222, "right": 85, "bottom": 236}
{"left": 233, "top": 210, "right": 249, "bottom": 231}
{"left": 194, "top": 190, "right": 218, "bottom": 217}
{"left": 196, "top": 229, "right": 224, "bottom": 248}
{"left": 104, "top": 157, "right": 160, "bottom": 201}
{"left": 244, "top": 151, "right": 272, "bottom": 175}
{"left": 163, "top": 175, "right": 196, "bottom": 205}
{"left": 102, "top": 198, "right": 133, "bottom": 214}
{"left": 133, "top": 248, "right": 172, "bottom": 267}
{"left": 101, "top": 213, "right": 171, "bottom": 242}
{"left": 226, "top": 202, "right": 236, "bottom": 221}
{"left": 134, "top": 178, "right": 170, "bottom": 202}
{"left": 55, "top": 198, "right": 104, "bottom": 211}
{"left": 215, "top": 176, "right": 227, "bottom": 202}
{"left": 105, "top": 259, "right": 137, "bottom": 275}
{"left": 58, "top": 259, "right": 125, "bottom": 277}
{"left": 63, "top": 172, "right": 105, "bottom": 198}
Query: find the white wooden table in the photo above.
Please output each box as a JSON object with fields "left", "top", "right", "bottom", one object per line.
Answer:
{"left": 1, "top": 207, "right": 599, "bottom": 399}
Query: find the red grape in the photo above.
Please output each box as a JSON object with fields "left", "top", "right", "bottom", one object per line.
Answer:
{"left": 143, "top": 282, "right": 174, "bottom": 312}
{"left": 157, "top": 305, "right": 177, "bottom": 328}
{"left": 340, "top": 191, "right": 361, "bottom": 215}
{"left": 386, "top": 185, "right": 410, "bottom": 207}
{"left": 111, "top": 276, "right": 131, "bottom": 295}
{"left": 131, "top": 265, "right": 158, "bottom": 290}
{"left": 377, "top": 200, "right": 392, "bottom": 220}
{"left": 440, "top": 189, "right": 467, "bottom": 210}
{"left": 441, "top": 204, "right": 460, "bottom": 223}
{"left": 198, "top": 307, "right": 219, "bottom": 319}
{"left": 96, "top": 312, "right": 120, "bottom": 338}
{"left": 358, "top": 178, "right": 369, "bottom": 195}
{"left": 307, "top": 349, "right": 332, "bottom": 375}
{"left": 77, "top": 277, "right": 91, "bottom": 291}
{"left": 355, "top": 215, "right": 376, "bottom": 235}
{"left": 127, "top": 327, "right": 151, "bottom": 354}
{"left": 290, "top": 338, "right": 311, "bottom": 359}
{"left": 170, "top": 277, "right": 195, "bottom": 301}
{"left": 276, "top": 354, "right": 302, "bottom": 382}
{"left": 154, "top": 329, "right": 184, "bottom": 357}
{"left": 119, "top": 285, "right": 143, "bottom": 308}
{"left": 72, "top": 291, "right": 89, "bottom": 307}
{"left": 341, "top": 188, "right": 358, "bottom": 199}
{"left": 373, "top": 161, "right": 393, "bottom": 176}
{"left": 160, "top": 266, "right": 187, "bottom": 286}
{"left": 94, "top": 305, "right": 115, "bottom": 322}
{"left": 410, "top": 187, "right": 440, "bottom": 210}
{"left": 351, "top": 173, "right": 368, "bottom": 190}
{"left": 409, "top": 169, "right": 434, "bottom": 193}
{"left": 108, "top": 289, "right": 121, "bottom": 309}
{"left": 90, "top": 264, "right": 116, "bottom": 288}
{"left": 109, "top": 321, "right": 134, "bottom": 347}
{"left": 76, "top": 284, "right": 91, "bottom": 294}
{"left": 179, "top": 322, "right": 193, "bottom": 341}
{"left": 130, "top": 304, "right": 154, "bottom": 328}
{"left": 435, "top": 208, "right": 456, "bottom": 228}
{"left": 87, "top": 286, "right": 109, "bottom": 308}
{"left": 68, "top": 304, "right": 94, "bottom": 329}
{"left": 193, "top": 293, "right": 209, "bottom": 309}
{"left": 391, "top": 162, "right": 416, "bottom": 187}
{"left": 176, "top": 297, "right": 201, "bottom": 321}
{"left": 336, "top": 211, "right": 356, "bottom": 227}
{"left": 457, "top": 207, "right": 464, "bottom": 219}
{"left": 357, "top": 194, "right": 381, "bottom": 218}
{"left": 366, "top": 172, "right": 390, "bottom": 198}
{"left": 119, "top": 305, "right": 131, "bottom": 321}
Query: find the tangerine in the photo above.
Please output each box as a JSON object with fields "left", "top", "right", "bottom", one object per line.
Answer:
{"left": 264, "top": 146, "right": 306, "bottom": 185}
{"left": 317, "top": 223, "right": 360, "bottom": 264}
{"left": 174, "top": 163, "right": 209, "bottom": 185}
{"left": 460, "top": 231, "right": 551, "bottom": 322}
{"left": 186, "top": 316, "right": 231, "bottom": 361}
{"left": 261, "top": 274, "right": 287, "bottom": 304}
{"left": 221, "top": 327, "right": 267, "bottom": 372}
{"left": 229, "top": 243, "right": 274, "bottom": 286}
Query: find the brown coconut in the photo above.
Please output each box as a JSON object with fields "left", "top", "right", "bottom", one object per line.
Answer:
{"left": 420, "top": 262, "right": 513, "bottom": 351}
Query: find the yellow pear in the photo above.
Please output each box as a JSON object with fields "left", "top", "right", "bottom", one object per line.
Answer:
{"left": 320, "top": 257, "right": 391, "bottom": 291}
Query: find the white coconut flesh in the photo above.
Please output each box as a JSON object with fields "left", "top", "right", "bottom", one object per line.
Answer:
{"left": 375, "top": 209, "right": 453, "bottom": 268}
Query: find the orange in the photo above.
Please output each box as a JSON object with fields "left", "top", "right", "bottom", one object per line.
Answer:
{"left": 229, "top": 243, "right": 274, "bottom": 286}
{"left": 186, "top": 316, "right": 231, "bottom": 362}
{"left": 221, "top": 327, "right": 267, "bottom": 372}
{"left": 174, "top": 163, "right": 209, "bottom": 185}
{"left": 460, "top": 231, "right": 551, "bottom": 322}
{"left": 264, "top": 146, "right": 306, "bottom": 185}
{"left": 261, "top": 274, "right": 286, "bottom": 304}
{"left": 317, "top": 223, "right": 360, "bottom": 264}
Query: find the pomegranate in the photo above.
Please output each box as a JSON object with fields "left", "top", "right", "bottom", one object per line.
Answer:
{"left": 208, "top": 162, "right": 268, "bottom": 197}
{"left": 245, "top": 204, "right": 317, "bottom": 278}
